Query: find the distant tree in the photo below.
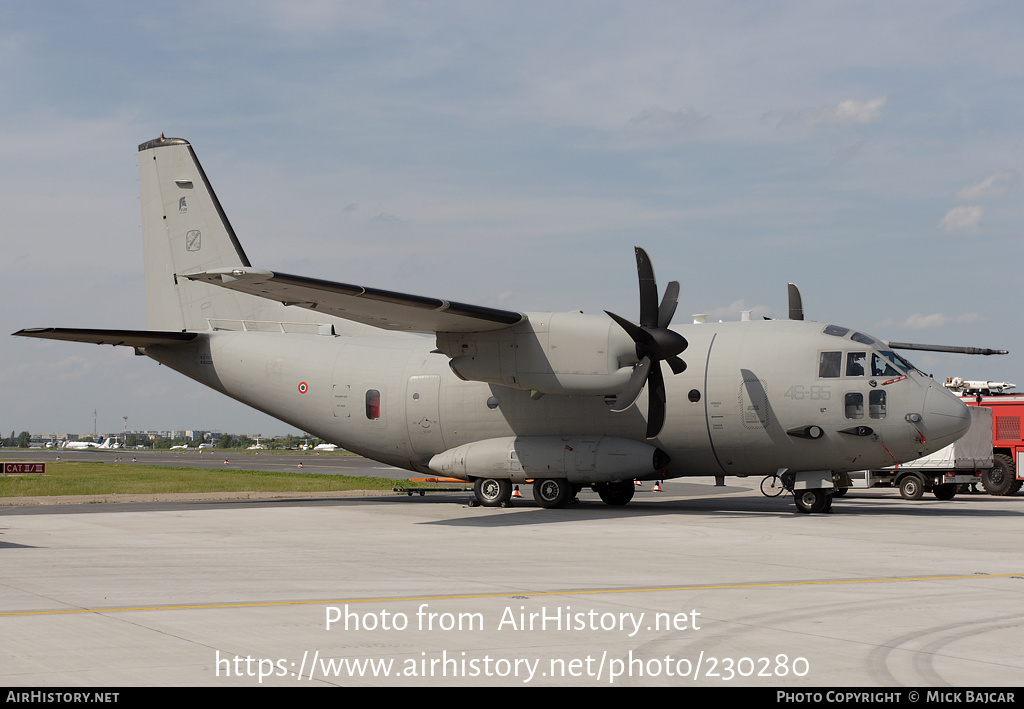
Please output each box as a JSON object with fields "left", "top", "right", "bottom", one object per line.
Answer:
{"left": 17, "top": 431, "right": 30, "bottom": 448}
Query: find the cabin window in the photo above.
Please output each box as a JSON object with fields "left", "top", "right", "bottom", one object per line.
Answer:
{"left": 365, "top": 389, "right": 381, "bottom": 419}
{"left": 869, "top": 390, "right": 886, "bottom": 419}
{"left": 819, "top": 352, "right": 841, "bottom": 378}
{"left": 844, "top": 392, "right": 864, "bottom": 419}
{"left": 486, "top": 396, "right": 500, "bottom": 410}
{"left": 846, "top": 352, "right": 867, "bottom": 377}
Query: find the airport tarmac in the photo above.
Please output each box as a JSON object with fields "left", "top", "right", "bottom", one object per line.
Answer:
{"left": 1, "top": 458, "right": 1023, "bottom": 687}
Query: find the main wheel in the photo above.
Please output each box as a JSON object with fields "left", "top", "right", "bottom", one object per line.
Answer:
{"left": 982, "top": 454, "right": 1017, "bottom": 496}
{"left": 899, "top": 475, "right": 924, "bottom": 501}
{"left": 595, "top": 480, "right": 635, "bottom": 506}
{"left": 932, "top": 483, "right": 957, "bottom": 500}
{"left": 474, "top": 478, "right": 512, "bottom": 507}
{"left": 831, "top": 486, "right": 848, "bottom": 498}
{"left": 794, "top": 488, "right": 828, "bottom": 514}
{"left": 533, "top": 478, "right": 572, "bottom": 509}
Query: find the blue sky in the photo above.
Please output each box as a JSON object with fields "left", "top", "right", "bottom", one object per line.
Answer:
{"left": 2, "top": 1, "right": 1022, "bottom": 437}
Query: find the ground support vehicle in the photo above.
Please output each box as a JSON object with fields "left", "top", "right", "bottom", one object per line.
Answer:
{"left": 956, "top": 384, "right": 1024, "bottom": 496}
{"left": 846, "top": 407, "right": 992, "bottom": 500}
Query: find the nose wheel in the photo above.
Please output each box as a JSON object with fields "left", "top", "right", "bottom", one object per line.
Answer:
{"left": 793, "top": 488, "right": 832, "bottom": 514}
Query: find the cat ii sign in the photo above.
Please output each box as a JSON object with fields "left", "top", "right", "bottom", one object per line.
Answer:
{"left": 2, "top": 462, "right": 45, "bottom": 474}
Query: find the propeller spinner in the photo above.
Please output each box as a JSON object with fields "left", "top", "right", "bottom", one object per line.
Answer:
{"left": 605, "top": 247, "right": 688, "bottom": 438}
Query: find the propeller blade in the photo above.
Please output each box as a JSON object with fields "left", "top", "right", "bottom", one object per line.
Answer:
{"left": 666, "top": 355, "right": 687, "bottom": 375}
{"left": 605, "top": 310, "right": 652, "bottom": 347}
{"left": 646, "top": 362, "right": 667, "bottom": 438}
{"left": 788, "top": 283, "right": 804, "bottom": 321}
{"left": 635, "top": 247, "right": 659, "bottom": 328}
{"left": 611, "top": 357, "right": 652, "bottom": 412}
{"left": 658, "top": 280, "right": 680, "bottom": 329}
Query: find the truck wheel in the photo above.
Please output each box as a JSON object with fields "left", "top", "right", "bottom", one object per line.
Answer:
{"left": 899, "top": 475, "right": 924, "bottom": 501}
{"left": 982, "top": 454, "right": 1017, "bottom": 496}
{"left": 932, "top": 483, "right": 957, "bottom": 501}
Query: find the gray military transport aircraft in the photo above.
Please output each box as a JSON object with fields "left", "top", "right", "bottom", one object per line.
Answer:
{"left": 16, "top": 136, "right": 990, "bottom": 513}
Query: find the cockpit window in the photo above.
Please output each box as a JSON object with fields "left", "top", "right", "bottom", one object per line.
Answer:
{"left": 819, "top": 352, "right": 842, "bottom": 378}
{"left": 823, "top": 325, "right": 849, "bottom": 338}
{"left": 851, "top": 332, "right": 878, "bottom": 346}
{"left": 872, "top": 353, "right": 901, "bottom": 377}
{"left": 884, "top": 350, "right": 916, "bottom": 373}
{"left": 846, "top": 352, "right": 867, "bottom": 377}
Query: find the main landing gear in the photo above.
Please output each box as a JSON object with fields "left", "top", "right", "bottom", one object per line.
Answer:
{"left": 470, "top": 477, "right": 580, "bottom": 508}
{"left": 473, "top": 478, "right": 513, "bottom": 507}
{"left": 470, "top": 477, "right": 599, "bottom": 509}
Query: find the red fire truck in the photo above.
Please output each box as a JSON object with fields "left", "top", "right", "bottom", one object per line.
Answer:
{"left": 946, "top": 378, "right": 1023, "bottom": 495}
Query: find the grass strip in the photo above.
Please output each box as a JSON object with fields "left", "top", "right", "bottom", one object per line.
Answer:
{"left": 0, "top": 461, "right": 430, "bottom": 497}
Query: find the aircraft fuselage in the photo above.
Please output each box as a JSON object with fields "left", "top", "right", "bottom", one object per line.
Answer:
{"left": 145, "top": 316, "right": 967, "bottom": 481}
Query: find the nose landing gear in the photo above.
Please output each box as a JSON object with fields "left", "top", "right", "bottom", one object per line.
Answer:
{"left": 793, "top": 488, "right": 833, "bottom": 514}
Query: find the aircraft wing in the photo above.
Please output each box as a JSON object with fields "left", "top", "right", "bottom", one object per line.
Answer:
{"left": 183, "top": 268, "right": 525, "bottom": 333}
{"left": 13, "top": 328, "right": 198, "bottom": 348}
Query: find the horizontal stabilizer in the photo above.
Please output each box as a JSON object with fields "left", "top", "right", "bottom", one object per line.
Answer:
{"left": 13, "top": 328, "right": 198, "bottom": 348}
{"left": 183, "top": 268, "right": 524, "bottom": 333}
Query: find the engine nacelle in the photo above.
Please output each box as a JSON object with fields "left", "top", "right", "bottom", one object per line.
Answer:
{"left": 437, "top": 311, "right": 637, "bottom": 395}
{"left": 428, "top": 435, "right": 669, "bottom": 484}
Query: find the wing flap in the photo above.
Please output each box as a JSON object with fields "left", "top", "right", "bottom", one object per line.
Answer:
{"left": 13, "top": 328, "right": 198, "bottom": 348}
{"left": 183, "top": 268, "right": 524, "bottom": 333}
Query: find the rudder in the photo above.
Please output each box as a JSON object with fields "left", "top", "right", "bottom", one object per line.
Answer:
{"left": 139, "top": 136, "right": 257, "bottom": 331}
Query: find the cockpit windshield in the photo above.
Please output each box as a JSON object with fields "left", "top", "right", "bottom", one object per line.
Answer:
{"left": 883, "top": 349, "right": 918, "bottom": 374}
{"left": 821, "top": 325, "right": 916, "bottom": 377}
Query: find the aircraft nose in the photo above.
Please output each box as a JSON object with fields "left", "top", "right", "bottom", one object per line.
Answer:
{"left": 922, "top": 381, "right": 971, "bottom": 445}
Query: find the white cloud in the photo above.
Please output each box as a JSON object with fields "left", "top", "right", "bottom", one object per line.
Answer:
{"left": 797, "top": 96, "right": 888, "bottom": 127}
{"left": 880, "top": 312, "right": 983, "bottom": 330}
{"left": 939, "top": 205, "right": 983, "bottom": 233}
{"left": 883, "top": 312, "right": 984, "bottom": 330}
{"left": 901, "top": 312, "right": 950, "bottom": 329}
{"left": 956, "top": 170, "right": 1016, "bottom": 201}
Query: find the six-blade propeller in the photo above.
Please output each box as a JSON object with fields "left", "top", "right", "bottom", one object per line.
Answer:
{"left": 605, "top": 247, "right": 688, "bottom": 438}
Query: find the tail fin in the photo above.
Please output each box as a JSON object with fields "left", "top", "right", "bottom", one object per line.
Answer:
{"left": 139, "top": 136, "right": 260, "bottom": 331}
